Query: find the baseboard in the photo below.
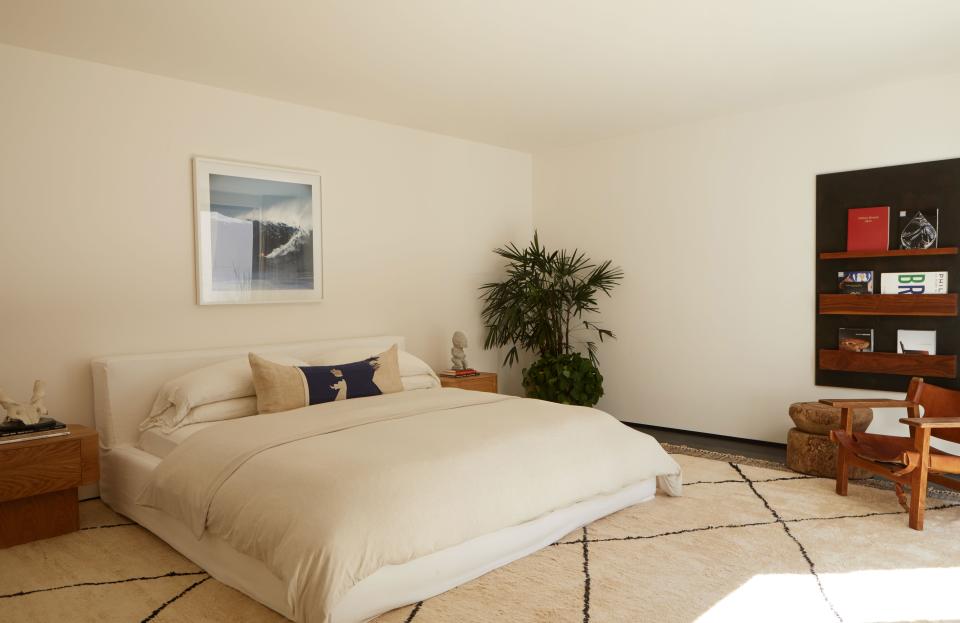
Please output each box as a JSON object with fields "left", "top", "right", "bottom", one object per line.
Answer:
{"left": 624, "top": 422, "right": 787, "bottom": 449}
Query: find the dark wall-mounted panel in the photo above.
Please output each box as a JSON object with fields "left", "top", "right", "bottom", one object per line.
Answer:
{"left": 815, "top": 157, "right": 960, "bottom": 392}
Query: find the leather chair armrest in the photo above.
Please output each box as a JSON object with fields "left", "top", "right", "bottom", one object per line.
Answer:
{"left": 820, "top": 399, "right": 918, "bottom": 409}
{"left": 899, "top": 417, "right": 960, "bottom": 429}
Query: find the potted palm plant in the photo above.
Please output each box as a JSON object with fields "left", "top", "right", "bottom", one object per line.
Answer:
{"left": 479, "top": 233, "right": 623, "bottom": 406}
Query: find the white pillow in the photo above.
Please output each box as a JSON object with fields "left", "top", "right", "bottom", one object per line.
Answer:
{"left": 146, "top": 397, "right": 259, "bottom": 434}
{"left": 401, "top": 374, "right": 441, "bottom": 391}
{"left": 142, "top": 354, "right": 306, "bottom": 432}
{"left": 308, "top": 347, "right": 440, "bottom": 390}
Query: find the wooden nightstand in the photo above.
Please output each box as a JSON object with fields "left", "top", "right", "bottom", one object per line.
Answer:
{"left": 0, "top": 425, "right": 99, "bottom": 548}
{"left": 439, "top": 372, "right": 498, "bottom": 393}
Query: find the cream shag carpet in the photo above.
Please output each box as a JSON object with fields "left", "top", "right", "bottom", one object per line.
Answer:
{"left": 3, "top": 450, "right": 960, "bottom": 623}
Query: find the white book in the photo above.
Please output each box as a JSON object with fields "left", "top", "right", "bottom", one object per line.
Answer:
{"left": 880, "top": 271, "right": 948, "bottom": 294}
{"left": 897, "top": 330, "right": 937, "bottom": 355}
{"left": 0, "top": 429, "right": 70, "bottom": 445}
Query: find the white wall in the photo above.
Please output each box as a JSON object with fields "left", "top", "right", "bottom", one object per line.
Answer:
{"left": 7, "top": 41, "right": 960, "bottom": 448}
{"left": 0, "top": 44, "right": 532, "bottom": 431}
{"left": 534, "top": 72, "right": 960, "bottom": 443}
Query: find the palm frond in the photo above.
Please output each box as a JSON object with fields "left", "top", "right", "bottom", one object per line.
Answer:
{"left": 479, "top": 231, "right": 623, "bottom": 367}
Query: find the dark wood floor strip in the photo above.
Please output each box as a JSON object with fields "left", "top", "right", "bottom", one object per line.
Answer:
{"left": 730, "top": 462, "right": 843, "bottom": 622}
{"left": 403, "top": 601, "right": 423, "bottom": 622}
{"left": 140, "top": 576, "right": 210, "bottom": 622}
{"left": 0, "top": 571, "right": 208, "bottom": 600}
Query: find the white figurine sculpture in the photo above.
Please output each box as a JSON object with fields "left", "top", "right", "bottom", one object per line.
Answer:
{"left": 451, "top": 331, "right": 469, "bottom": 370}
{"left": 0, "top": 380, "right": 48, "bottom": 425}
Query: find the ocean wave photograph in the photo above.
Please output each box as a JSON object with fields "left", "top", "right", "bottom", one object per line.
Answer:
{"left": 208, "top": 173, "right": 315, "bottom": 292}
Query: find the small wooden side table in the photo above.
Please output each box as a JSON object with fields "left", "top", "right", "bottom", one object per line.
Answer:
{"left": 439, "top": 372, "right": 498, "bottom": 393}
{"left": 0, "top": 425, "right": 99, "bottom": 548}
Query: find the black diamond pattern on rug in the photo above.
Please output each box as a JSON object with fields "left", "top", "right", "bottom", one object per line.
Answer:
{"left": 3, "top": 451, "right": 960, "bottom": 623}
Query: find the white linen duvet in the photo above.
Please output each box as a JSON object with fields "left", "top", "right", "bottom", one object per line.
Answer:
{"left": 138, "top": 388, "right": 681, "bottom": 623}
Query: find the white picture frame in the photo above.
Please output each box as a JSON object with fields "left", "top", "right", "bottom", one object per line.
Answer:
{"left": 193, "top": 157, "right": 323, "bottom": 305}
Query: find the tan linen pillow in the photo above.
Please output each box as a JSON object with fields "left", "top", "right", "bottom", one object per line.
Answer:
{"left": 249, "top": 344, "right": 403, "bottom": 414}
{"left": 248, "top": 353, "right": 309, "bottom": 414}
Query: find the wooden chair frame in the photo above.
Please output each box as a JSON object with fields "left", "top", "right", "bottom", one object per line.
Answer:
{"left": 822, "top": 378, "right": 960, "bottom": 531}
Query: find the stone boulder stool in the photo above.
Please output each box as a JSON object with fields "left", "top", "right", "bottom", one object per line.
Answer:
{"left": 787, "top": 402, "right": 873, "bottom": 478}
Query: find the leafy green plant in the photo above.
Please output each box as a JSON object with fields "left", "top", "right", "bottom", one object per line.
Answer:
{"left": 479, "top": 232, "right": 622, "bottom": 406}
{"left": 480, "top": 232, "right": 623, "bottom": 366}
{"left": 522, "top": 353, "right": 604, "bottom": 406}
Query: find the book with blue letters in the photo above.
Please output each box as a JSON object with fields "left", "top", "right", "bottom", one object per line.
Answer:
{"left": 879, "top": 271, "right": 948, "bottom": 294}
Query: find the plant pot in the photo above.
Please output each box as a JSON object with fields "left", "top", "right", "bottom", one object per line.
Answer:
{"left": 522, "top": 353, "right": 604, "bottom": 407}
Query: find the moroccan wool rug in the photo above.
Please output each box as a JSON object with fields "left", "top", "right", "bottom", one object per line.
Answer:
{"left": 2, "top": 450, "right": 960, "bottom": 623}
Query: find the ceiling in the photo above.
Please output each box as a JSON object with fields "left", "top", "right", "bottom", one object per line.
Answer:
{"left": 3, "top": 1, "right": 960, "bottom": 152}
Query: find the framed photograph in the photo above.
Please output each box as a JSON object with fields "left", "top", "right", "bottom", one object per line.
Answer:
{"left": 193, "top": 158, "right": 322, "bottom": 305}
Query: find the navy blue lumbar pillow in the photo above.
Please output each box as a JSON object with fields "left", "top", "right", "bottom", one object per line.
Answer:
{"left": 300, "top": 358, "right": 385, "bottom": 404}
{"left": 249, "top": 344, "right": 404, "bottom": 414}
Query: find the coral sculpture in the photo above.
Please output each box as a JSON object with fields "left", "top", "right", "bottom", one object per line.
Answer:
{"left": 0, "top": 380, "right": 48, "bottom": 425}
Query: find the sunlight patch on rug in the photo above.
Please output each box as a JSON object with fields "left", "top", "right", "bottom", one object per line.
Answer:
{"left": 821, "top": 567, "right": 960, "bottom": 623}
{"left": 694, "top": 573, "right": 835, "bottom": 623}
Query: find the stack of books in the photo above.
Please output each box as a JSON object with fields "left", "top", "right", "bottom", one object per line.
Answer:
{"left": 438, "top": 368, "right": 479, "bottom": 378}
{"left": 0, "top": 417, "right": 70, "bottom": 445}
{"left": 846, "top": 206, "right": 940, "bottom": 252}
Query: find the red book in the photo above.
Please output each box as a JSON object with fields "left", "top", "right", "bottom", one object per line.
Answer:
{"left": 846, "top": 206, "right": 890, "bottom": 252}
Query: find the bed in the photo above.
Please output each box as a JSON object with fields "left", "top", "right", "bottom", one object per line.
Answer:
{"left": 92, "top": 335, "right": 681, "bottom": 623}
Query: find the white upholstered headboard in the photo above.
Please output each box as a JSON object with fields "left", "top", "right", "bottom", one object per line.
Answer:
{"left": 91, "top": 335, "right": 405, "bottom": 449}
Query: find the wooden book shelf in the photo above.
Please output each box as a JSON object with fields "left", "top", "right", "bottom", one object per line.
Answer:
{"left": 819, "top": 247, "right": 959, "bottom": 260}
{"left": 819, "top": 350, "right": 957, "bottom": 379}
{"left": 818, "top": 294, "right": 958, "bottom": 317}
